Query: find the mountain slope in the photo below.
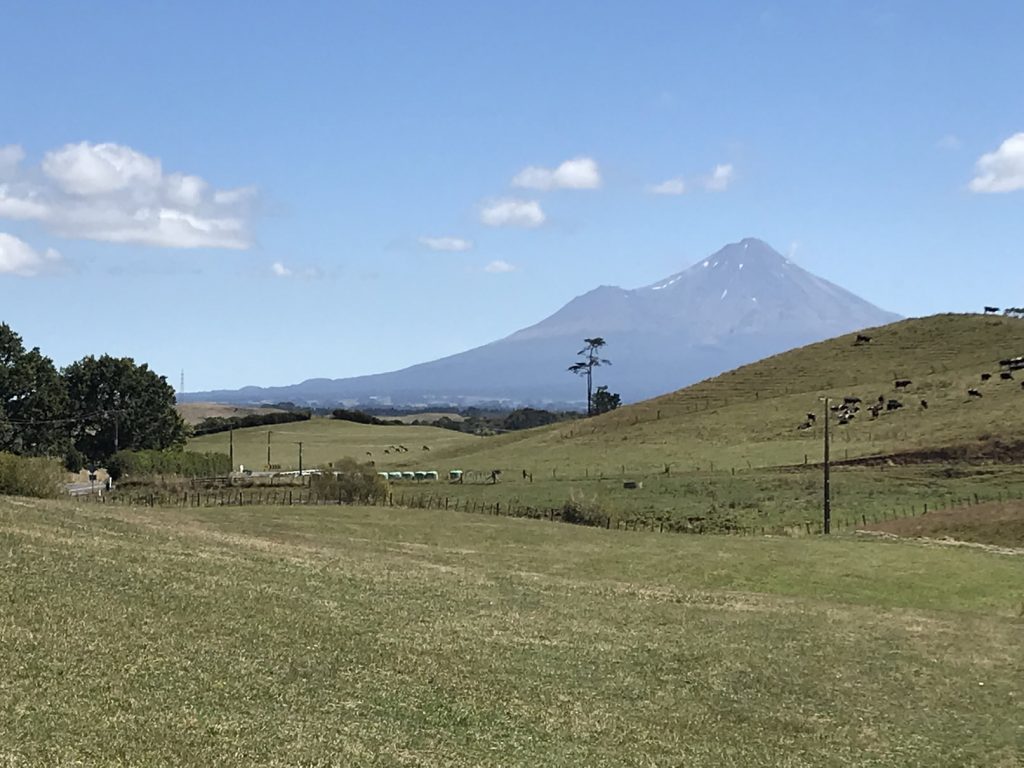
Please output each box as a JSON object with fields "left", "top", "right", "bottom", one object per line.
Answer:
{"left": 185, "top": 238, "right": 900, "bottom": 406}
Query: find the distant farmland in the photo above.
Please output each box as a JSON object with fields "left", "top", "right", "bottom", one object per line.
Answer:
{"left": 188, "top": 416, "right": 479, "bottom": 471}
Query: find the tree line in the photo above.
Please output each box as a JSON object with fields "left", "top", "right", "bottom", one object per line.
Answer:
{"left": 1, "top": 323, "right": 186, "bottom": 470}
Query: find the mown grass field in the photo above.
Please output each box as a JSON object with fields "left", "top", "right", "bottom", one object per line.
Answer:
{"left": 1, "top": 496, "right": 1022, "bottom": 766}
{"left": 188, "top": 417, "right": 480, "bottom": 471}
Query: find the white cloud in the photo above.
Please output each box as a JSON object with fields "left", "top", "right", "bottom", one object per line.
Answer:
{"left": 42, "top": 142, "right": 162, "bottom": 196}
{"left": 704, "top": 163, "right": 735, "bottom": 191}
{"left": 479, "top": 198, "right": 545, "bottom": 228}
{"left": 648, "top": 177, "right": 686, "bottom": 195}
{"left": 271, "top": 261, "right": 292, "bottom": 277}
{"left": 0, "top": 232, "right": 61, "bottom": 277}
{"left": 419, "top": 235, "right": 473, "bottom": 252}
{"left": 0, "top": 141, "right": 256, "bottom": 249}
{"left": 484, "top": 259, "right": 516, "bottom": 273}
{"left": 969, "top": 133, "right": 1024, "bottom": 193}
{"left": 0, "top": 145, "right": 25, "bottom": 178}
{"left": 936, "top": 134, "right": 961, "bottom": 151}
{"left": 512, "top": 157, "right": 601, "bottom": 190}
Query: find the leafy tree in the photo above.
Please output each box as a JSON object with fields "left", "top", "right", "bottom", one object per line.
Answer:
{"left": 591, "top": 385, "right": 621, "bottom": 415}
{"left": 568, "top": 337, "right": 611, "bottom": 416}
{"left": 63, "top": 355, "right": 187, "bottom": 464}
{"left": 0, "top": 323, "right": 69, "bottom": 457}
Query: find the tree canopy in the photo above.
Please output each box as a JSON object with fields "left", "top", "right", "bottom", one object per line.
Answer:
{"left": 63, "top": 355, "right": 187, "bottom": 464}
{"left": 0, "top": 324, "right": 69, "bottom": 457}
{"left": 568, "top": 337, "right": 611, "bottom": 416}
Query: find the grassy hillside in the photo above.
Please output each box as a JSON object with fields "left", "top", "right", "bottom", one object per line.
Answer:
{"left": 2, "top": 496, "right": 1021, "bottom": 766}
{"left": 187, "top": 416, "right": 480, "bottom": 471}
{"left": 379, "top": 314, "right": 1024, "bottom": 529}
{"left": 434, "top": 313, "right": 1024, "bottom": 473}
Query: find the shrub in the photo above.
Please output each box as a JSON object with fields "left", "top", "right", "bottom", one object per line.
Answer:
{"left": 106, "top": 450, "right": 231, "bottom": 481}
{"left": 192, "top": 410, "right": 311, "bottom": 437}
{"left": 309, "top": 458, "right": 388, "bottom": 504}
{"left": 329, "top": 409, "right": 385, "bottom": 426}
{"left": 0, "top": 453, "right": 64, "bottom": 498}
{"left": 561, "top": 489, "right": 607, "bottom": 527}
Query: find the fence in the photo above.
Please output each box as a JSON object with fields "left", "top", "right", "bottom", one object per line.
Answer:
{"left": 81, "top": 484, "right": 1020, "bottom": 538}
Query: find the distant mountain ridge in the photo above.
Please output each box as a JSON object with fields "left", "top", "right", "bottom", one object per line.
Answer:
{"left": 183, "top": 238, "right": 901, "bottom": 407}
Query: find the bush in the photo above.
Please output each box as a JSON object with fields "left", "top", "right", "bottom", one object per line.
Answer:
{"left": 0, "top": 453, "right": 64, "bottom": 498}
{"left": 329, "top": 409, "right": 385, "bottom": 426}
{"left": 106, "top": 450, "right": 232, "bottom": 481}
{"left": 561, "top": 489, "right": 608, "bottom": 527}
{"left": 192, "top": 410, "right": 311, "bottom": 437}
{"left": 309, "top": 458, "right": 388, "bottom": 504}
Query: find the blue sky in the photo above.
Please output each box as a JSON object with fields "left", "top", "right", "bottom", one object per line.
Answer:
{"left": 1, "top": 1, "right": 1022, "bottom": 391}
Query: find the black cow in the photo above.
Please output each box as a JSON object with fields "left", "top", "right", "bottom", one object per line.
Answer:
{"left": 894, "top": 379, "right": 912, "bottom": 390}
{"left": 968, "top": 388, "right": 983, "bottom": 398}
{"left": 981, "top": 372, "right": 992, "bottom": 381}
{"left": 843, "top": 396, "right": 862, "bottom": 405}
{"left": 806, "top": 412, "right": 816, "bottom": 422}
{"left": 1001, "top": 371, "right": 1014, "bottom": 381}
{"left": 886, "top": 399, "right": 903, "bottom": 411}
{"left": 920, "top": 399, "right": 928, "bottom": 409}
{"left": 984, "top": 306, "right": 1000, "bottom": 314}
{"left": 855, "top": 334, "right": 872, "bottom": 344}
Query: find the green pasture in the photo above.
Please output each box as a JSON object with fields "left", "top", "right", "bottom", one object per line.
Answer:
{"left": 1, "top": 496, "right": 1022, "bottom": 766}
{"left": 183, "top": 315, "right": 1024, "bottom": 532}
{"left": 188, "top": 417, "right": 479, "bottom": 471}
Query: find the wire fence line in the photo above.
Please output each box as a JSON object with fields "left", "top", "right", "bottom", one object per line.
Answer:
{"left": 78, "top": 483, "right": 1019, "bottom": 538}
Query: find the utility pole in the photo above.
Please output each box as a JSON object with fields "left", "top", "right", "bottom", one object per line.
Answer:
{"left": 229, "top": 428, "right": 234, "bottom": 471}
{"left": 823, "top": 396, "right": 831, "bottom": 534}
{"left": 295, "top": 441, "right": 303, "bottom": 476}
{"left": 267, "top": 430, "right": 272, "bottom": 469}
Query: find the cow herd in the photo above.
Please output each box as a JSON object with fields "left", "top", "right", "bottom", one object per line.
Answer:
{"left": 796, "top": 335, "right": 1024, "bottom": 431}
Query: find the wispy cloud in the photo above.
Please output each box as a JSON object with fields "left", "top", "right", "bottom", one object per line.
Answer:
{"left": 419, "top": 235, "right": 473, "bottom": 252}
{"left": 936, "top": 134, "right": 961, "bottom": 151}
{"left": 0, "top": 145, "right": 24, "bottom": 179}
{"left": 704, "top": 163, "right": 735, "bottom": 191}
{"left": 484, "top": 259, "right": 516, "bottom": 273}
{"left": 271, "top": 261, "right": 292, "bottom": 277}
{"left": 648, "top": 177, "right": 686, "bottom": 195}
{"left": 969, "top": 133, "right": 1024, "bottom": 193}
{"left": 0, "top": 141, "right": 256, "bottom": 249}
{"left": 0, "top": 232, "right": 62, "bottom": 277}
{"left": 512, "top": 157, "right": 601, "bottom": 190}
{"left": 479, "top": 198, "right": 545, "bottom": 228}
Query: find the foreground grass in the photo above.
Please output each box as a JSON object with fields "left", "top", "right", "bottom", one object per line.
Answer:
{"left": 1, "top": 496, "right": 1022, "bottom": 766}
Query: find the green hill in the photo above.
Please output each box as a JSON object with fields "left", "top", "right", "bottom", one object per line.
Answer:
{"left": 401, "top": 314, "right": 1024, "bottom": 531}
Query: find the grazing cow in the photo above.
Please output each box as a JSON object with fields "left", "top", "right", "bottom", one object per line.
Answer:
{"left": 1001, "top": 371, "right": 1014, "bottom": 381}
{"left": 920, "top": 399, "right": 928, "bottom": 409}
{"left": 984, "top": 306, "right": 1000, "bottom": 314}
{"left": 981, "top": 372, "right": 992, "bottom": 382}
{"left": 422, "top": 445, "right": 430, "bottom": 451}
{"left": 855, "top": 334, "right": 872, "bottom": 344}
{"left": 797, "top": 421, "right": 813, "bottom": 431}
{"left": 894, "top": 379, "right": 912, "bottom": 390}
{"left": 843, "top": 396, "right": 862, "bottom": 405}
{"left": 886, "top": 399, "right": 903, "bottom": 411}
{"left": 877, "top": 395, "right": 886, "bottom": 404}
{"left": 806, "top": 412, "right": 816, "bottom": 422}
{"left": 968, "top": 388, "right": 983, "bottom": 398}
